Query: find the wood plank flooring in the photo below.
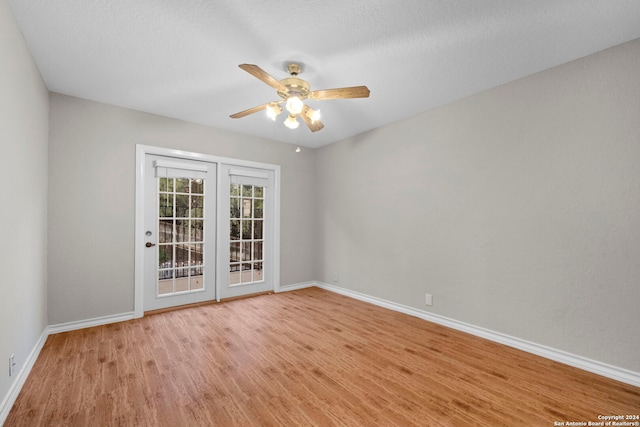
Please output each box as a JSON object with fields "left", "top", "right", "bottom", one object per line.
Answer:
{"left": 6, "top": 287, "right": 640, "bottom": 426}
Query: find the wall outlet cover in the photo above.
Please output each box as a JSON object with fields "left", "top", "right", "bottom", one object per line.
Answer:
{"left": 425, "top": 293, "right": 433, "bottom": 306}
{"left": 9, "top": 354, "right": 15, "bottom": 377}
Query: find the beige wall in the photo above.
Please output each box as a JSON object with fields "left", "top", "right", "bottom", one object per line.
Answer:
{"left": 0, "top": 0, "right": 49, "bottom": 408}
{"left": 48, "top": 94, "right": 316, "bottom": 324}
{"left": 316, "top": 38, "right": 640, "bottom": 372}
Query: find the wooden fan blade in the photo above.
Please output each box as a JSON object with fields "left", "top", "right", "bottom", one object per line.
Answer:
{"left": 300, "top": 105, "right": 325, "bottom": 132}
{"left": 239, "top": 64, "right": 287, "bottom": 92}
{"left": 229, "top": 102, "right": 275, "bottom": 119}
{"left": 310, "top": 85, "right": 370, "bottom": 100}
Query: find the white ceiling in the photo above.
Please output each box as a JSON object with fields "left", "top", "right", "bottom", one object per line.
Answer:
{"left": 8, "top": 0, "right": 640, "bottom": 148}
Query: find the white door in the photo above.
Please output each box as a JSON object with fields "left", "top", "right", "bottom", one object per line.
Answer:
{"left": 143, "top": 155, "right": 216, "bottom": 311}
{"left": 218, "top": 165, "right": 275, "bottom": 299}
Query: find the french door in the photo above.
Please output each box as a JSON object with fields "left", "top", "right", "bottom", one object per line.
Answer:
{"left": 218, "top": 165, "right": 275, "bottom": 299}
{"left": 143, "top": 155, "right": 216, "bottom": 311}
{"left": 136, "top": 146, "right": 280, "bottom": 315}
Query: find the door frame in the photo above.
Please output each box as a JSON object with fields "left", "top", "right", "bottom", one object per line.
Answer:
{"left": 134, "top": 144, "right": 281, "bottom": 318}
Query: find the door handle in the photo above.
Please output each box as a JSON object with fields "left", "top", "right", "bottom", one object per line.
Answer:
{"left": 145, "top": 242, "right": 156, "bottom": 248}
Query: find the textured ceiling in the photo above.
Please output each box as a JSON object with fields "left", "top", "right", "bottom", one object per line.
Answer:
{"left": 8, "top": 0, "right": 640, "bottom": 148}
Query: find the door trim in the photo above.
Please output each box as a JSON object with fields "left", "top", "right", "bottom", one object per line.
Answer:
{"left": 134, "top": 144, "right": 281, "bottom": 318}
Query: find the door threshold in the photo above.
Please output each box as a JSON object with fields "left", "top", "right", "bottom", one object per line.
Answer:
{"left": 144, "top": 291, "right": 274, "bottom": 316}
{"left": 219, "top": 290, "right": 273, "bottom": 303}
{"left": 144, "top": 299, "right": 219, "bottom": 316}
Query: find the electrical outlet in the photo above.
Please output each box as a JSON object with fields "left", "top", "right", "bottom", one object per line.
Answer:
{"left": 9, "top": 354, "right": 16, "bottom": 377}
{"left": 425, "top": 293, "right": 433, "bottom": 306}
{"left": 333, "top": 272, "right": 339, "bottom": 282}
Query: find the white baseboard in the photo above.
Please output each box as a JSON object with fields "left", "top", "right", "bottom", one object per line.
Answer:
{"left": 0, "top": 329, "right": 48, "bottom": 426}
{"left": 315, "top": 282, "right": 640, "bottom": 388}
{"left": 277, "top": 281, "right": 316, "bottom": 292}
{"left": 47, "top": 312, "right": 135, "bottom": 335}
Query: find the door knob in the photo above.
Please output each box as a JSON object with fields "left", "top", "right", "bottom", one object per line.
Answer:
{"left": 145, "top": 242, "right": 156, "bottom": 247}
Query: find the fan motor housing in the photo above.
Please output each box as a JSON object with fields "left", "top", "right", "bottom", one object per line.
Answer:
{"left": 278, "top": 77, "right": 310, "bottom": 100}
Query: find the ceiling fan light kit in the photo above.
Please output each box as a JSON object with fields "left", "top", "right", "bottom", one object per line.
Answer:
{"left": 266, "top": 103, "right": 282, "bottom": 121}
{"left": 284, "top": 114, "right": 299, "bottom": 129}
{"left": 285, "top": 96, "right": 304, "bottom": 115}
{"left": 230, "top": 62, "right": 370, "bottom": 132}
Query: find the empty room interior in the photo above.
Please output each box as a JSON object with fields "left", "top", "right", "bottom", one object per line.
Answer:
{"left": 2, "top": 1, "right": 640, "bottom": 425}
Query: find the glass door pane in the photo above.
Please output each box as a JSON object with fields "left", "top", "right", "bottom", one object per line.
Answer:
{"left": 158, "top": 176, "right": 206, "bottom": 296}
{"left": 229, "top": 182, "right": 265, "bottom": 286}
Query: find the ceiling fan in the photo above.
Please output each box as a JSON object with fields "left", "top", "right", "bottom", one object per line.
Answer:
{"left": 230, "top": 63, "right": 370, "bottom": 132}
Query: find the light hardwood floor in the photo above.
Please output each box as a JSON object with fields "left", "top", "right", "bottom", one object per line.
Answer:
{"left": 6, "top": 287, "right": 639, "bottom": 426}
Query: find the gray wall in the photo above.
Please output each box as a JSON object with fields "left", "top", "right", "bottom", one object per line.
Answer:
{"left": 48, "top": 94, "right": 316, "bottom": 324}
{"left": 0, "top": 0, "right": 49, "bottom": 406}
{"left": 316, "top": 38, "right": 640, "bottom": 372}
